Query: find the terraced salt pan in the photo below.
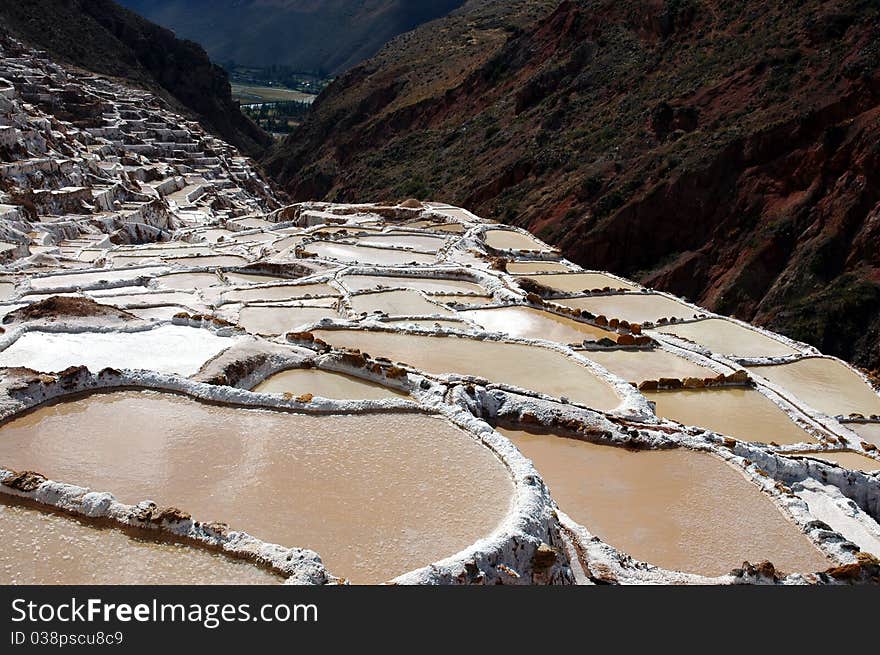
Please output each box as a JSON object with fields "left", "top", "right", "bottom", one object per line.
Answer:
{"left": 403, "top": 221, "right": 464, "bottom": 233}
{"left": 506, "top": 261, "right": 570, "bottom": 274}
{"left": 223, "top": 272, "right": 290, "bottom": 286}
{"left": 127, "top": 305, "right": 192, "bottom": 322}
{"left": 0, "top": 281, "right": 17, "bottom": 299}
{"left": 303, "top": 242, "right": 437, "bottom": 265}
{"left": 500, "top": 428, "right": 829, "bottom": 576}
{"left": 29, "top": 267, "right": 165, "bottom": 290}
{"left": 87, "top": 290, "right": 198, "bottom": 308}
{"left": 114, "top": 245, "right": 214, "bottom": 256}
{"left": 254, "top": 368, "right": 408, "bottom": 400}
{"left": 382, "top": 319, "right": 472, "bottom": 330}
{"left": 222, "top": 283, "right": 338, "bottom": 303}
{"left": 658, "top": 318, "right": 798, "bottom": 358}
{"left": 0, "top": 498, "right": 279, "bottom": 585}
{"left": 0, "top": 391, "right": 513, "bottom": 584}
{"left": 851, "top": 423, "right": 880, "bottom": 448}
{"left": 340, "top": 275, "right": 485, "bottom": 295}
{"left": 520, "top": 272, "right": 638, "bottom": 293}
{"left": 350, "top": 290, "right": 453, "bottom": 316}
{"left": 787, "top": 451, "right": 880, "bottom": 472}
{"left": 268, "top": 236, "right": 305, "bottom": 251}
{"left": 312, "top": 329, "right": 621, "bottom": 411}
{"left": 164, "top": 255, "right": 249, "bottom": 268}
{"left": 584, "top": 349, "right": 716, "bottom": 384}
{"left": 0, "top": 325, "right": 234, "bottom": 375}
{"left": 557, "top": 293, "right": 700, "bottom": 324}
{"left": 462, "top": 306, "right": 615, "bottom": 343}
{"left": 748, "top": 358, "right": 880, "bottom": 417}
{"left": 231, "top": 218, "right": 275, "bottom": 230}
{"left": 229, "top": 232, "right": 278, "bottom": 243}
{"left": 312, "top": 226, "right": 382, "bottom": 235}
{"left": 483, "top": 230, "right": 553, "bottom": 252}
{"left": 645, "top": 388, "right": 816, "bottom": 445}
{"left": 355, "top": 233, "right": 449, "bottom": 251}
{"left": 433, "top": 294, "right": 494, "bottom": 306}
{"left": 155, "top": 272, "right": 223, "bottom": 290}
{"left": 199, "top": 228, "right": 236, "bottom": 243}
{"left": 430, "top": 208, "right": 475, "bottom": 223}
{"left": 238, "top": 306, "right": 338, "bottom": 336}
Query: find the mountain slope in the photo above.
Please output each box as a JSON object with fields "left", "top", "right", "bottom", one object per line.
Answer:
{"left": 266, "top": 0, "right": 880, "bottom": 375}
{"left": 0, "top": 0, "right": 271, "bottom": 156}
{"left": 117, "top": 0, "right": 466, "bottom": 75}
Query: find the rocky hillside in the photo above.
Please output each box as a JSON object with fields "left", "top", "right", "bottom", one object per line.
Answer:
{"left": 0, "top": 0, "right": 271, "bottom": 157}
{"left": 118, "top": 0, "right": 466, "bottom": 75}
{"left": 266, "top": 0, "right": 880, "bottom": 374}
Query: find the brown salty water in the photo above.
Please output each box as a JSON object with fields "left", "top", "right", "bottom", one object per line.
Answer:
{"left": 0, "top": 390, "right": 513, "bottom": 584}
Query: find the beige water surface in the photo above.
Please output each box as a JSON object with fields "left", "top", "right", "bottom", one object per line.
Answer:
{"left": 463, "top": 306, "right": 615, "bottom": 343}
{"left": 312, "top": 329, "right": 620, "bottom": 410}
{"left": 501, "top": 428, "right": 829, "bottom": 576}
{"left": 0, "top": 390, "right": 513, "bottom": 584}
{"left": 645, "top": 388, "right": 817, "bottom": 445}
{"left": 0, "top": 497, "right": 281, "bottom": 585}
{"left": 254, "top": 368, "right": 408, "bottom": 400}
{"left": 748, "top": 358, "right": 880, "bottom": 417}
{"left": 657, "top": 318, "right": 798, "bottom": 358}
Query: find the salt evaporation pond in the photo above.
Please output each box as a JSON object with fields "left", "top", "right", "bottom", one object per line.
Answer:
{"left": 500, "top": 428, "right": 829, "bottom": 576}
{"left": 851, "top": 423, "right": 880, "bottom": 448}
{"left": 237, "top": 306, "right": 337, "bottom": 335}
{"left": 303, "top": 242, "right": 437, "bottom": 265}
{"left": 0, "top": 325, "right": 234, "bottom": 375}
{"left": 748, "top": 358, "right": 880, "bottom": 417}
{"left": 0, "top": 390, "right": 513, "bottom": 583}
{"left": 312, "top": 329, "right": 621, "bottom": 410}
{"left": 340, "top": 275, "right": 485, "bottom": 295}
{"left": 28, "top": 267, "right": 164, "bottom": 290}
{"left": 557, "top": 293, "right": 700, "bottom": 324}
{"left": 658, "top": 318, "right": 798, "bottom": 358}
{"left": 382, "top": 318, "right": 472, "bottom": 330}
{"left": 519, "top": 273, "right": 638, "bottom": 293}
{"left": 645, "top": 388, "right": 816, "bottom": 445}
{"left": 223, "top": 272, "right": 289, "bottom": 286}
{"left": 584, "top": 348, "right": 715, "bottom": 384}
{"left": 156, "top": 272, "right": 223, "bottom": 290}
{"left": 88, "top": 290, "right": 198, "bottom": 308}
{"left": 462, "top": 306, "right": 615, "bottom": 343}
{"left": 199, "top": 228, "right": 236, "bottom": 243}
{"left": 787, "top": 451, "right": 880, "bottom": 472}
{"left": 506, "top": 261, "right": 569, "bottom": 274}
{"left": 127, "top": 305, "right": 192, "bottom": 322}
{"left": 222, "top": 283, "right": 338, "bottom": 303}
{"left": 355, "top": 233, "right": 448, "bottom": 251}
{"left": 0, "top": 498, "right": 280, "bottom": 585}
{"left": 165, "top": 255, "right": 249, "bottom": 268}
{"left": 433, "top": 294, "right": 494, "bottom": 306}
{"left": 403, "top": 220, "right": 463, "bottom": 233}
{"left": 229, "top": 232, "right": 279, "bottom": 244}
{"left": 0, "top": 281, "right": 17, "bottom": 299}
{"left": 254, "top": 368, "right": 408, "bottom": 400}
{"left": 350, "top": 290, "right": 453, "bottom": 316}
{"left": 483, "top": 230, "right": 554, "bottom": 252}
